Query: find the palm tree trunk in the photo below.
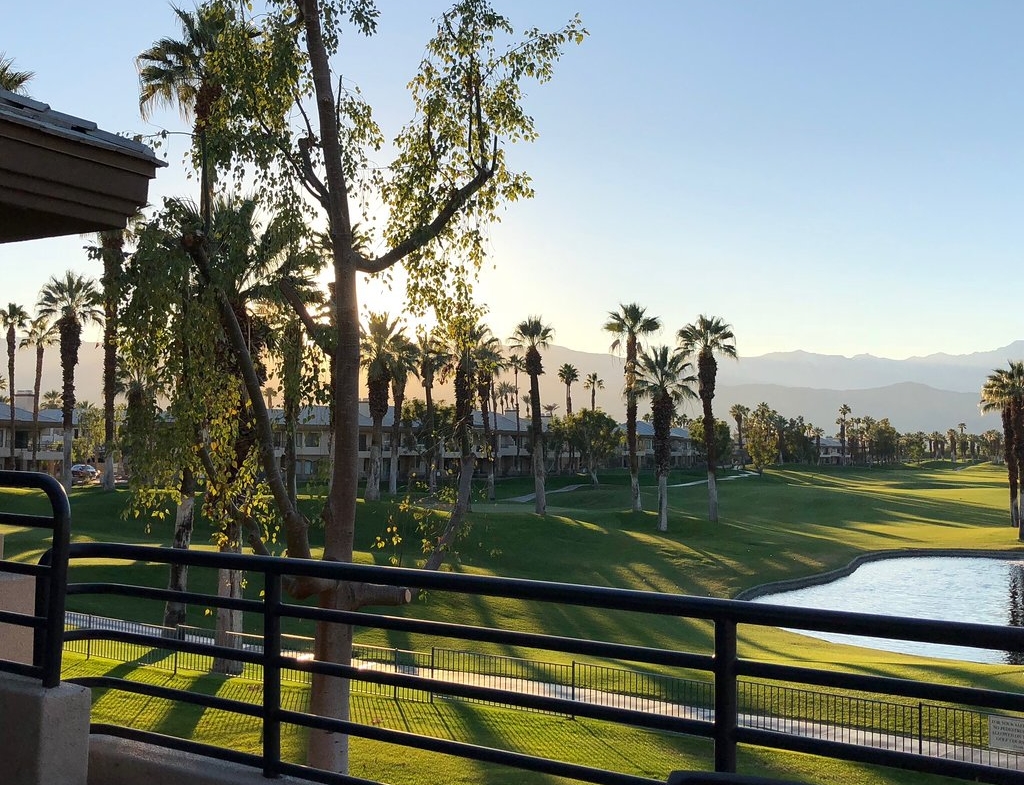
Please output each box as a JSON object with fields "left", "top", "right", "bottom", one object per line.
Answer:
{"left": 657, "top": 473, "right": 668, "bottom": 532}
{"left": 365, "top": 419, "right": 382, "bottom": 501}
{"left": 424, "top": 382, "right": 437, "bottom": 494}
{"left": 388, "top": 388, "right": 404, "bottom": 495}
{"left": 530, "top": 372, "right": 546, "bottom": 515}
{"left": 7, "top": 326, "right": 16, "bottom": 470}
{"left": 31, "top": 344, "right": 42, "bottom": 470}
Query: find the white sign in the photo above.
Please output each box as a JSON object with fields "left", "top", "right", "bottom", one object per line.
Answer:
{"left": 989, "top": 714, "right": 1024, "bottom": 752}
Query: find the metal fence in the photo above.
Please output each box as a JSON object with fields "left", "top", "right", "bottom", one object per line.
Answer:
{"left": 63, "top": 610, "right": 1024, "bottom": 773}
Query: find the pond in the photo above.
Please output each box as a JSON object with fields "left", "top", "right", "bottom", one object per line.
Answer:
{"left": 748, "top": 555, "right": 1024, "bottom": 664}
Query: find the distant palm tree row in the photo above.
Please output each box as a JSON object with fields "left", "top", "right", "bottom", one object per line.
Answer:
{"left": 353, "top": 302, "right": 734, "bottom": 526}
{"left": 1, "top": 273, "right": 102, "bottom": 489}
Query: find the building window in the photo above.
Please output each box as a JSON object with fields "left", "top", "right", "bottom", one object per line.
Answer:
{"left": 304, "top": 432, "right": 320, "bottom": 448}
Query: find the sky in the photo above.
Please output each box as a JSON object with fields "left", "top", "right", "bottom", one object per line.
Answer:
{"left": 4, "top": 1, "right": 1024, "bottom": 360}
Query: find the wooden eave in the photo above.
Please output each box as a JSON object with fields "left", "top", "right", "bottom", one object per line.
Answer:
{"left": 0, "top": 89, "right": 164, "bottom": 243}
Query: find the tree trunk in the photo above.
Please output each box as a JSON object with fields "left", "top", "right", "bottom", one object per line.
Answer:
{"left": 424, "top": 453, "right": 475, "bottom": 570}
{"left": 657, "top": 473, "right": 668, "bottom": 532}
{"left": 364, "top": 419, "right": 382, "bottom": 501}
{"left": 31, "top": 344, "right": 43, "bottom": 470}
{"left": 212, "top": 524, "right": 243, "bottom": 676}
{"left": 707, "top": 468, "right": 719, "bottom": 521}
{"left": 162, "top": 467, "right": 196, "bottom": 631}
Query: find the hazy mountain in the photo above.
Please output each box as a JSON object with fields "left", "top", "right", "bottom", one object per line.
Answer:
{"left": 10, "top": 339, "right": 1016, "bottom": 436}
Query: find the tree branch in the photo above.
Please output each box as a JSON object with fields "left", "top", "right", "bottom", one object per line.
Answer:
{"left": 357, "top": 166, "right": 493, "bottom": 274}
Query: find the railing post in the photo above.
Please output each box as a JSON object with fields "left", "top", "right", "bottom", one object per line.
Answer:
{"left": 430, "top": 646, "right": 435, "bottom": 703}
{"left": 394, "top": 646, "right": 400, "bottom": 700}
{"left": 263, "top": 570, "right": 282, "bottom": 778}
{"left": 714, "top": 618, "right": 738, "bottom": 773}
{"left": 918, "top": 702, "right": 923, "bottom": 755}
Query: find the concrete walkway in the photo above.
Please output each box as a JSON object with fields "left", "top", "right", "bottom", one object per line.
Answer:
{"left": 507, "top": 472, "right": 758, "bottom": 503}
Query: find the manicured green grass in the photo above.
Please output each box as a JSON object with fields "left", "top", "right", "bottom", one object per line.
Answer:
{"left": 3, "top": 463, "right": 1021, "bottom": 784}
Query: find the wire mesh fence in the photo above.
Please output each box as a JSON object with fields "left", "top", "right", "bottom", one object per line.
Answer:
{"left": 63, "top": 611, "right": 1024, "bottom": 770}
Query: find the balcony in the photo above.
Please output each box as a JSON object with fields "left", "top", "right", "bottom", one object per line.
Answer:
{"left": 3, "top": 469, "right": 1024, "bottom": 785}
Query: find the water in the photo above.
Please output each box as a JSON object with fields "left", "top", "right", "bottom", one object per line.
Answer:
{"left": 749, "top": 556, "right": 1024, "bottom": 663}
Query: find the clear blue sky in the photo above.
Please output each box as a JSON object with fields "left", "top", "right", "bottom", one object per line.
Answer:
{"left": 5, "top": 1, "right": 1023, "bottom": 360}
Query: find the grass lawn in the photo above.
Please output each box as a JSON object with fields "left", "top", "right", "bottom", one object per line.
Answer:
{"left": 2, "top": 462, "right": 1021, "bottom": 784}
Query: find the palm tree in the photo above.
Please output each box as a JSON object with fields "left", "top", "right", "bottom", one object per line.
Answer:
{"left": 0, "top": 53, "right": 33, "bottom": 94}
{"left": 635, "top": 345, "right": 696, "bottom": 532}
{"left": 604, "top": 303, "right": 661, "bottom": 512}
{"left": 558, "top": 363, "right": 579, "bottom": 416}
{"left": 42, "top": 390, "right": 62, "bottom": 410}
{"left": 557, "top": 363, "right": 579, "bottom": 472}
{"left": 471, "top": 325, "right": 503, "bottom": 499}
{"left": 982, "top": 363, "right": 1024, "bottom": 531}
{"left": 388, "top": 335, "right": 419, "bottom": 495}
{"left": 583, "top": 372, "right": 604, "bottom": 411}
{"left": 678, "top": 314, "right": 736, "bottom": 523}
{"left": 508, "top": 352, "right": 525, "bottom": 475}
{"left": 137, "top": 5, "right": 238, "bottom": 227}
{"left": 543, "top": 403, "right": 559, "bottom": 417}
{"left": 36, "top": 272, "right": 103, "bottom": 490}
{"left": 415, "top": 329, "right": 445, "bottom": 494}
{"left": 1, "top": 303, "right": 29, "bottom": 469}
{"left": 837, "top": 403, "right": 851, "bottom": 466}
{"left": 509, "top": 316, "right": 554, "bottom": 514}
{"left": 730, "top": 403, "right": 749, "bottom": 469}
{"left": 360, "top": 313, "right": 406, "bottom": 501}
{"left": 20, "top": 317, "right": 58, "bottom": 470}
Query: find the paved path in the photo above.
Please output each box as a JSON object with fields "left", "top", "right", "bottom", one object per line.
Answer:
{"left": 507, "top": 472, "right": 758, "bottom": 503}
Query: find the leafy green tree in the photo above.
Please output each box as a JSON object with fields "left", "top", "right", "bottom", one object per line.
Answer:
{"left": 509, "top": 316, "right": 554, "bottom": 514}
{"left": 688, "top": 418, "right": 734, "bottom": 468}
{"left": 746, "top": 402, "right": 779, "bottom": 475}
{"left": 0, "top": 303, "right": 29, "bottom": 469}
{"left": 36, "top": 273, "right": 102, "bottom": 490}
{"left": 168, "top": 1, "right": 585, "bottom": 771}
{"left": 604, "top": 303, "right": 661, "bottom": 513}
{"left": 678, "top": 314, "right": 736, "bottom": 522}
{"left": 564, "top": 408, "right": 620, "bottom": 487}
{"left": 635, "top": 345, "right": 695, "bottom": 531}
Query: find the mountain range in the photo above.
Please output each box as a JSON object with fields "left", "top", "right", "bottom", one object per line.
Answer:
{"left": 8, "top": 340, "right": 1019, "bottom": 437}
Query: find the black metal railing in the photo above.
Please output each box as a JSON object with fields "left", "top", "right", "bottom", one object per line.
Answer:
{"left": 4, "top": 469, "right": 1024, "bottom": 784}
{"left": 0, "top": 470, "right": 70, "bottom": 687}
{"left": 46, "top": 541, "right": 1024, "bottom": 785}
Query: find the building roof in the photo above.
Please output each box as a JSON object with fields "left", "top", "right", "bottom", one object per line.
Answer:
{"left": 0, "top": 88, "right": 164, "bottom": 242}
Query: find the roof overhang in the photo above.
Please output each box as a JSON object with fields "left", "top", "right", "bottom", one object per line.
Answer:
{"left": 0, "top": 88, "right": 164, "bottom": 243}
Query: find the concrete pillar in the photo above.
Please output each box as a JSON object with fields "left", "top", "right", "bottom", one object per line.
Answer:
{"left": 0, "top": 673, "right": 91, "bottom": 785}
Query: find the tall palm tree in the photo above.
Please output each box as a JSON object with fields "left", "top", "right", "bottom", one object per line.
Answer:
{"left": 20, "top": 316, "right": 58, "bottom": 471}
{"left": 472, "top": 325, "right": 503, "bottom": 499}
{"left": 558, "top": 363, "right": 579, "bottom": 416}
{"left": 36, "top": 272, "right": 103, "bottom": 490}
{"left": 730, "top": 403, "right": 749, "bottom": 469}
{"left": 0, "top": 53, "right": 34, "bottom": 94}
{"left": 508, "top": 352, "right": 525, "bottom": 475}
{"left": 678, "top": 314, "right": 736, "bottom": 523}
{"left": 137, "top": 5, "right": 238, "bottom": 227}
{"left": 509, "top": 317, "right": 553, "bottom": 515}
{"left": 583, "top": 372, "right": 604, "bottom": 411}
{"left": 388, "top": 335, "right": 419, "bottom": 495}
{"left": 1, "top": 303, "right": 29, "bottom": 469}
{"left": 557, "top": 363, "right": 579, "bottom": 472}
{"left": 635, "top": 345, "right": 696, "bottom": 532}
{"left": 360, "top": 313, "right": 406, "bottom": 501}
{"left": 604, "top": 303, "right": 661, "bottom": 512}
{"left": 96, "top": 227, "right": 132, "bottom": 490}
{"left": 42, "top": 390, "right": 62, "bottom": 410}
{"left": 415, "top": 329, "right": 445, "bottom": 494}
{"left": 836, "top": 404, "right": 851, "bottom": 466}
{"left": 982, "top": 363, "right": 1024, "bottom": 531}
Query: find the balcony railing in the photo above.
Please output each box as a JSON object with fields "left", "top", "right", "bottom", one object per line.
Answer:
{"left": 3, "top": 470, "right": 1024, "bottom": 784}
